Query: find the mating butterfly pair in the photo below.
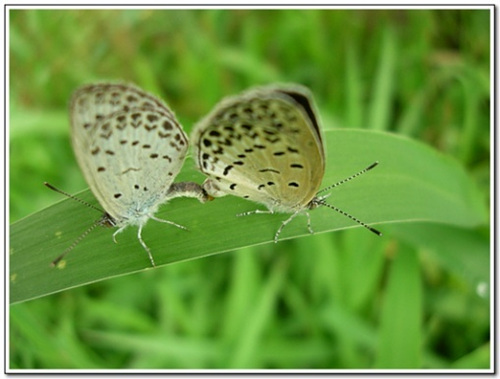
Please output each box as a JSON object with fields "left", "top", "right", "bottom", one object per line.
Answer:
{"left": 49, "top": 83, "right": 380, "bottom": 267}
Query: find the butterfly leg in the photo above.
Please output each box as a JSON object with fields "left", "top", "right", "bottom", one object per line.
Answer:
{"left": 150, "top": 216, "right": 188, "bottom": 231}
{"left": 137, "top": 225, "right": 156, "bottom": 267}
{"left": 305, "top": 211, "right": 314, "bottom": 234}
{"left": 237, "top": 209, "right": 274, "bottom": 217}
{"left": 112, "top": 225, "right": 127, "bottom": 244}
{"left": 274, "top": 210, "right": 301, "bottom": 243}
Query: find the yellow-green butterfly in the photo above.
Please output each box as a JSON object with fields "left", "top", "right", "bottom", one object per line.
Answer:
{"left": 191, "top": 84, "right": 381, "bottom": 241}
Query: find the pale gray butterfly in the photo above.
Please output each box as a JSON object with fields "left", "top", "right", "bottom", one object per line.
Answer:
{"left": 50, "top": 83, "right": 207, "bottom": 267}
{"left": 191, "top": 84, "right": 381, "bottom": 242}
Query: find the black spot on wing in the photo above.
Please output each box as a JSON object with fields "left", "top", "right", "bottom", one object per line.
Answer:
{"left": 223, "top": 165, "right": 234, "bottom": 176}
{"left": 259, "top": 168, "right": 280, "bottom": 174}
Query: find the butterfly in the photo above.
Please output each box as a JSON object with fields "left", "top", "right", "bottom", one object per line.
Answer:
{"left": 50, "top": 83, "right": 207, "bottom": 267}
{"left": 191, "top": 84, "right": 381, "bottom": 242}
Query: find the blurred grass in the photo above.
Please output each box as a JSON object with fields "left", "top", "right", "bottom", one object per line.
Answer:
{"left": 8, "top": 8, "right": 491, "bottom": 370}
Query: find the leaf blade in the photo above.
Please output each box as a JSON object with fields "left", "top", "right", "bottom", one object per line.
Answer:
{"left": 9, "top": 129, "right": 486, "bottom": 303}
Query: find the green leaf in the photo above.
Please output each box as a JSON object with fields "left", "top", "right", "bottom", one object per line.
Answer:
{"left": 451, "top": 343, "right": 491, "bottom": 369}
{"left": 388, "top": 223, "right": 489, "bottom": 289}
{"left": 9, "top": 129, "right": 486, "bottom": 304}
{"left": 375, "top": 244, "right": 422, "bottom": 368}
{"left": 368, "top": 27, "right": 397, "bottom": 131}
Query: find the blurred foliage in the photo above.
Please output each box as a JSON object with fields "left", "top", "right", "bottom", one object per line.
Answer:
{"left": 9, "top": 8, "right": 490, "bottom": 370}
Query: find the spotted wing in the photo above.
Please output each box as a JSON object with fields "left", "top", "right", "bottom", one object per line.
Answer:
{"left": 191, "top": 84, "right": 324, "bottom": 212}
{"left": 70, "top": 84, "right": 188, "bottom": 222}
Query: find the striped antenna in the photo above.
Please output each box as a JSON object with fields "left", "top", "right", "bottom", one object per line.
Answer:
{"left": 51, "top": 218, "right": 105, "bottom": 267}
{"left": 316, "top": 161, "right": 381, "bottom": 236}
{"left": 317, "top": 161, "right": 379, "bottom": 194}
{"left": 44, "top": 182, "right": 102, "bottom": 213}
{"left": 44, "top": 182, "right": 110, "bottom": 267}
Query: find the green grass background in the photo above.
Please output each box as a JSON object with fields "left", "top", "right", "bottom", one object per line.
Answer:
{"left": 9, "top": 8, "right": 491, "bottom": 370}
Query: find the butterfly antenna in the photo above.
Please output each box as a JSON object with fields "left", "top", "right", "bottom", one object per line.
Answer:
{"left": 44, "top": 182, "right": 102, "bottom": 214}
{"left": 317, "top": 161, "right": 379, "bottom": 194}
{"left": 317, "top": 200, "right": 382, "bottom": 236}
{"left": 51, "top": 219, "right": 103, "bottom": 267}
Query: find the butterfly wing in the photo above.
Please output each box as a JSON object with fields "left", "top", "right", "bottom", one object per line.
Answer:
{"left": 192, "top": 84, "right": 324, "bottom": 212}
{"left": 70, "top": 84, "right": 188, "bottom": 223}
